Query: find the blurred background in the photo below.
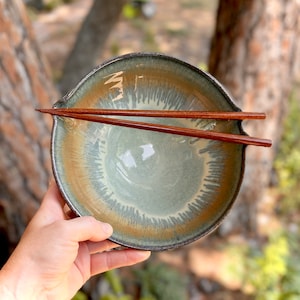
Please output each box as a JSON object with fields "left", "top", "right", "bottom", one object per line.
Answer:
{"left": 0, "top": 0, "right": 300, "bottom": 299}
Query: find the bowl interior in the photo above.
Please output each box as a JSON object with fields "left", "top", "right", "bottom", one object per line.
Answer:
{"left": 51, "top": 53, "right": 245, "bottom": 250}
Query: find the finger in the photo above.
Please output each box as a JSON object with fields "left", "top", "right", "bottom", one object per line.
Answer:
{"left": 90, "top": 249, "right": 151, "bottom": 275}
{"left": 67, "top": 216, "right": 113, "bottom": 243}
{"left": 87, "top": 240, "right": 119, "bottom": 254}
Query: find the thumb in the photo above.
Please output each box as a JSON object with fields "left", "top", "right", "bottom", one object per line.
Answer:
{"left": 33, "top": 181, "right": 67, "bottom": 225}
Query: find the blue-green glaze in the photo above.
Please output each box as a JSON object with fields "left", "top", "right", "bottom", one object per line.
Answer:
{"left": 51, "top": 53, "right": 246, "bottom": 250}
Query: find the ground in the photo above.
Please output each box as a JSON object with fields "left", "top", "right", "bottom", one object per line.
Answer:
{"left": 32, "top": 0, "right": 218, "bottom": 81}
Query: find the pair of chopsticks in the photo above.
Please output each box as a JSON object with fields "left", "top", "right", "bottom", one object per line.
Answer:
{"left": 36, "top": 108, "right": 272, "bottom": 147}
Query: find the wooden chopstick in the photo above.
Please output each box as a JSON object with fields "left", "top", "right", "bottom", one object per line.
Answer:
{"left": 37, "top": 108, "right": 266, "bottom": 120}
{"left": 36, "top": 108, "right": 272, "bottom": 147}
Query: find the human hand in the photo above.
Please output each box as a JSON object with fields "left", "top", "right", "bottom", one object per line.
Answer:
{"left": 0, "top": 182, "right": 151, "bottom": 300}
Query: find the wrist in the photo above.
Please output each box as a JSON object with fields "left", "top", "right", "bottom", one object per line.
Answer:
{"left": 0, "top": 282, "right": 15, "bottom": 300}
{"left": 0, "top": 264, "right": 45, "bottom": 300}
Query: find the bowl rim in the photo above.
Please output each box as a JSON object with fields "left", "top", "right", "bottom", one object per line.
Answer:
{"left": 51, "top": 52, "right": 246, "bottom": 251}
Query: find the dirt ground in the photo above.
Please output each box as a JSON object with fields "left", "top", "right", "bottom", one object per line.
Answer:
{"left": 33, "top": 0, "right": 218, "bottom": 79}
{"left": 32, "top": 1, "right": 257, "bottom": 299}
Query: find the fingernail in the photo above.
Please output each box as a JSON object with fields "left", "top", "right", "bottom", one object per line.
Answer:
{"left": 102, "top": 223, "right": 113, "bottom": 235}
{"left": 136, "top": 250, "right": 151, "bottom": 259}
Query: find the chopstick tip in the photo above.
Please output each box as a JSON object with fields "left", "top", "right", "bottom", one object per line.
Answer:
{"left": 35, "top": 108, "right": 54, "bottom": 114}
{"left": 35, "top": 107, "right": 46, "bottom": 113}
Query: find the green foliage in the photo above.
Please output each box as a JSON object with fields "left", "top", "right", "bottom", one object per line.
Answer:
{"left": 222, "top": 242, "right": 249, "bottom": 285}
{"left": 101, "top": 294, "right": 132, "bottom": 300}
{"left": 227, "top": 231, "right": 299, "bottom": 300}
{"left": 100, "top": 270, "right": 133, "bottom": 300}
{"left": 122, "top": 1, "right": 150, "bottom": 19}
{"left": 110, "top": 42, "right": 121, "bottom": 57}
{"left": 181, "top": 0, "right": 218, "bottom": 10}
{"left": 72, "top": 290, "right": 88, "bottom": 300}
{"left": 43, "top": 0, "right": 74, "bottom": 11}
{"left": 105, "top": 270, "right": 124, "bottom": 295}
{"left": 280, "top": 232, "right": 300, "bottom": 300}
{"left": 274, "top": 90, "right": 300, "bottom": 215}
{"left": 165, "top": 24, "right": 188, "bottom": 37}
{"left": 134, "top": 262, "right": 188, "bottom": 300}
{"left": 73, "top": 262, "right": 187, "bottom": 300}
{"left": 244, "top": 233, "right": 289, "bottom": 300}
{"left": 122, "top": 3, "right": 139, "bottom": 19}
{"left": 122, "top": 4, "right": 159, "bottom": 52}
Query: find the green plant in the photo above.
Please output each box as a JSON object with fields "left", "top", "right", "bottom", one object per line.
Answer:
{"left": 180, "top": 0, "right": 218, "bottom": 10}
{"left": 234, "top": 230, "right": 300, "bottom": 300}
{"left": 133, "top": 262, "right": 188, "bottom": 300}
{"left": 72, "top": 290, "right": 88, "bottom": 300}
{"left": 244, "top": 233, "right": 289, "bottom": 300}
{"left": 275, "top": 90, "right": 300, "bottom": 216}
{"left": 110, "top": 42, "right": 121, "bottom": 57}
{"left": 279, "top": 232, "right": 300, "bottom": 300}
{"left": 100, "top": 269, "right": 133, "bottom": 300}
{"left": 71, "top": 261, "right": 188, "bottom": 300}
{"left": 165, "top": 25, "right": 188, "bottom": 37}
{"left": 43, "top": 0, "right": 74, "bottom": 11}
{"left": 123, "top": 3, "right": 139, "bottom": 19}
{"left": 122, "top": 1, "right": 151, "bottom": 20}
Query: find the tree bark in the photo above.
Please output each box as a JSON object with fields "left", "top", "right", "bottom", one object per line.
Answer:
{"left": 0, "top": 0, "right": 57, "bottom": 263}
{"left": 208, "top": 0, "right": 300, "bottom": 234}
{"left": 59, "top": 0, "right": 126, "bottom": 95}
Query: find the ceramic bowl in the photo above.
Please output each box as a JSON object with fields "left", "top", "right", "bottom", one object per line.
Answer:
{"left": 51, "top": 53, "right": 246, "bottom": 250}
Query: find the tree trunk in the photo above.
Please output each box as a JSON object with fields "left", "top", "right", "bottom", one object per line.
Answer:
{"left": 0, "top": 0, "right": 57, "bottom": 264}
{"left": 208, "top": 0, "right": 300, "bottom": 235}
{"left": 59, "top": 0, "right": 126, "bottom": 95}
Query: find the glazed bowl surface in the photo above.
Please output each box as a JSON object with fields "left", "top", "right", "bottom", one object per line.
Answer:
{"left": 51, "top": 53, "right": 245, "bottom": 250}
